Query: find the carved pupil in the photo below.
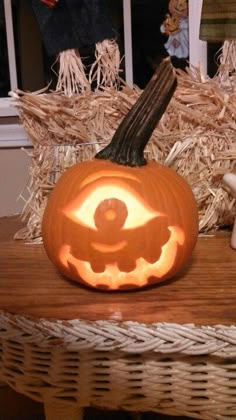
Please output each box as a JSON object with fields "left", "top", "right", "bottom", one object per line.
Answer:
{"left": 94, "top": 198, "right": 128, "bottom": 231}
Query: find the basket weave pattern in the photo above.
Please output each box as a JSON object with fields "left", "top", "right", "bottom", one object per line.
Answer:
{"left": 1, "top": 311, "right": 236, "bottom": 419}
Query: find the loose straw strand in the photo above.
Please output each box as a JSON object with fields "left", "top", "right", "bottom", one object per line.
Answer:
{"left": 56, "top": 49, "right": 90, "bottom": 96}
{"left": 89, "top": 39, "right": 120, "bottom": 89}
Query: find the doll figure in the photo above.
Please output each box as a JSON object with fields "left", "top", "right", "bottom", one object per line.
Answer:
{"left": 160, "top": 0, "right": 189, "bottom": 59}
{"left": 160, "top": 13, "right": 189, "bottom": 58}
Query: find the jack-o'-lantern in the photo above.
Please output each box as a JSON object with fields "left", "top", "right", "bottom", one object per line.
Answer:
{"left": 169, "top": 0, "right": 188, "bottom": 18}
{"left": 42, "top": 58, "right": 198, "bottom": 291}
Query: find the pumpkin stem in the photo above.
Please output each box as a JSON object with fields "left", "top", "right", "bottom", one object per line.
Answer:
{"left": 95, "top": 57, "right": 177, "bottom": 166}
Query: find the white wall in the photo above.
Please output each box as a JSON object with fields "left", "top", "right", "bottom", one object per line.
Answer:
{"left": 0, "top": 148, "right": 31, "bottom": 217}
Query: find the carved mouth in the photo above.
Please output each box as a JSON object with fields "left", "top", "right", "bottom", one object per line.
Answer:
{"left": 58, "top": 226, "right": 184, "bottom": 290}
{"left": 91, "top": 241, "right": 127, "bottom": 253}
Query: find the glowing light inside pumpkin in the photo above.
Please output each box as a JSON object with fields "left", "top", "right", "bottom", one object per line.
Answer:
{"left": 104, "top": 208, "right": 117, "bottom": 221}
{"left": 91, "top": 240, "right": 127, "bottom": 253}
{"left": 63, "top": 182, "right": 163, "bottom": 230}
{"left": 80, "top": 170, "right": 140, "bottom": 188}
{"left": 59, "top": 226, "right": 185, "bottom": 289}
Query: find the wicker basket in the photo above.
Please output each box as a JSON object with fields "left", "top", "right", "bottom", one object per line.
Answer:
{"left": 1, "top": 310, "right": 236, "bottom": 419}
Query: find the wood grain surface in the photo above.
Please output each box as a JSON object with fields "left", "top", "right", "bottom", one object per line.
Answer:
{"left": 1, "top": 216, "right": 236, "bottom": 325}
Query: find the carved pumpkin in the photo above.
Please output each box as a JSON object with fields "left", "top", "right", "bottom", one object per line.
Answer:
{"left": 169, "top": 0, "right": 188, "bottom": 18}
{"left": 42, "top": 58, "right": 198, "bottom": 290}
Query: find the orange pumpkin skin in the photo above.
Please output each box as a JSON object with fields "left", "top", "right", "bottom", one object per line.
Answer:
{"left": 169, "top": 0, "right": 188, "bottom": 18}
{"left": 42, "top": 158, "right": 198, "bottom": 291}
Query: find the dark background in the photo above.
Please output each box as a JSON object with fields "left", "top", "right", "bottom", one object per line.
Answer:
{"left": 0, "top": 0, "right": 219, "bottom": 97}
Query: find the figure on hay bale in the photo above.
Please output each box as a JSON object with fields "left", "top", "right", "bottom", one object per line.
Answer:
{"left": 32, "top": 0, "right": 120, "bottom": 95}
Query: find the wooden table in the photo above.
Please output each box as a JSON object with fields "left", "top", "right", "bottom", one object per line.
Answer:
{"left": 1, "top": 216, "right": 236, "bottom": 420}
{"left": 1, "top": 216, "right": 236, "bottom": 325}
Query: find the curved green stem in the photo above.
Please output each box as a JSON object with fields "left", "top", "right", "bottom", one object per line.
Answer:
{"left": 95, "top": 57, "right": 177, "bottom": 166}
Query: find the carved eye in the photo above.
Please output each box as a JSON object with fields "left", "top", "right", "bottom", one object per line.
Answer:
{"left": 63, "top": 181, "right": 163, "bottom": 231}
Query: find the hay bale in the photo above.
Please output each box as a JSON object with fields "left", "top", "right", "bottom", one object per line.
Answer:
{"left": 12, "top": 66, "right": 236, "bottom": 242}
